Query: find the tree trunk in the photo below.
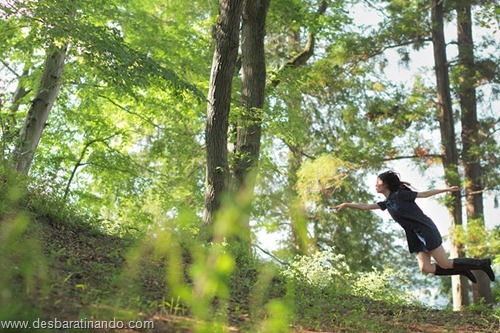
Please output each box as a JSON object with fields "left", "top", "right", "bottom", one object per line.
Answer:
{"left": 455, "top": 1, "right": 492, "bottom": 304}
{"left": 269, "top": 0, "right": 328, "bottom": 253}
{"left": 287, "top": 146, "right": 309, "bottom": 255}
{"left": 430, "top": 0, "right": 469, "bottom": 311}
{"left": 4, "top": 66, "right": 31, "bottom": 148}
{"left": 12, "top": 44, "right": 68, "bottom": 174}
{"left": 231, "top": 0, "right": 270, "bottom": 244}
{"left": 200, "top": 0, "right": 244, "bottom": 238}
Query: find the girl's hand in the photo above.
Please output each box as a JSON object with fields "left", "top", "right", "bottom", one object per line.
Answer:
{"left": 333, "top": 202, "right": 379, "bottom": 211}
{"left": 334, "top": 203, "right": 347, "bottom": 212}
{"left": 448, "top": 186, "right": 460, "bottom": 192}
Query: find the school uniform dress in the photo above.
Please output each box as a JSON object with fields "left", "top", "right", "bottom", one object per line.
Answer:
{"left": 377, "top": 189, "right": 443, "bottom": 254}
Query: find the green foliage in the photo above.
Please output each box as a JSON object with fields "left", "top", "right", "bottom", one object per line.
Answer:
{"left": 352, "top": 267, "right": 411, "bottom": 305}
{"left": 291, "top": 155, "right": 402, "bottom": 271}
{"left": 0, "top": 170, "right": 46, "bottom": 322}
{"left": 1, "top": 0, "right": 208, "bottom": 236}
{"left": 0, "top": 214, "right": 46, "bottom": 322}
{"left": 475, "top": 1, "right": 500, "bottom": 31}
{"left": 282, "top": 246, "right": 350, "bottom": 288}
{"left": 0, "top": 167, "right": 26, "bottom": 215}
{"left": 296, "top": 155, "right": 348, "bottom": 204}
{"left": 279, "top": 246, "right": 418, "bottom": 331}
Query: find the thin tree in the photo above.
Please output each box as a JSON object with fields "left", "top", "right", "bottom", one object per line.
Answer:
{"left": 455, "top": 0, "right": 492, "bottom": 304}
{"left": 430, "top": 0, "right": 469, "bottom": 310}
{"left": 269, "top": 0, "right": 329, "bottom": 254}
{"left": 12, "top": 43, "right": 68, "bottom": 174}
{"left": 2, "top": 62, "right": 31, "bottom": 148}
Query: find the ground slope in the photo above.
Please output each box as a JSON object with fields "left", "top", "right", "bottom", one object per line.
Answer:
{"left": 2, "top": 214, "right": 498, "bottom": 333}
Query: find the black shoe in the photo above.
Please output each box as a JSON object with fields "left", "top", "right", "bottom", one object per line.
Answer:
{"left": 453, "top": 258, "right": 495, "bottom": 282}
{"left": 434, "top": 265, "right": 477, "bottom": 283}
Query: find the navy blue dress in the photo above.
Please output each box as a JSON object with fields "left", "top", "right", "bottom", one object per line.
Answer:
{"left": 377, "top": 189, "right": 443, "bottom": 254}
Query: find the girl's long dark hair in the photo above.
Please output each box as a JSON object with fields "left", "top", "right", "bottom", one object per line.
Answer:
{"left": 378, "top": 171, "right": 412, "bottom": 192}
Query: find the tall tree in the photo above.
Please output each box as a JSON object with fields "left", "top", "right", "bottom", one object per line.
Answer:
{"left": 12, "top": 43, "right": 68, "bottom": 174}
{"left": 430, "top": 0, "right": 469, "bottom": 310}
{"left": 454, "top": 0, "right": 492, "bottom": 304}
{"left": 231, "top": 0, "right": 271, "bottom": 245}
{"left": 264, "top": 0, "right": 329, "bottom": 254}
{"left": 201, "top": 0, "right": 244, "bottom": 236}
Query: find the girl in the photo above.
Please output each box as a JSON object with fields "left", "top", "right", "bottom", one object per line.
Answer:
{"left": 335, "top": 171, "right": 495, "bottom": 283}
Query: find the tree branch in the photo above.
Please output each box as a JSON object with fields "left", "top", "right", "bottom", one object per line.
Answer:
{"left": 0, "top": 59, "right": 21, "bottom": 78}
{"left": 382, "top": 154, "right": 443, "bottom": 161}
{"left": 270, "top": 0, "right": 328, "bottom": 87}
{"left": 63, "top": 132, "right": 123, "bottom": 202}
{"left": 253, "top": 243, "right": 287, "bottom": 266}
{"left": 97, "top": 94, "right": 161, "bottom": 130}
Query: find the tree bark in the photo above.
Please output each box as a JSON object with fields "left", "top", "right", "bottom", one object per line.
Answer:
{"left": 231, "top": 0, "right": 270, "bottom": 244}
{"left": 4, "top": 64, "right": 31, "bottom": 148}
{"left": 430, "top": 0, "right": 469, "bottom": 311}
{"left": 455, "top": 0, "right": 492, "bottom": 304}
{"left": 12, "top": 44, "right": 68, "bottom": 174}
{"left": 200, "top": 0, "right": 244, "bottom": 238}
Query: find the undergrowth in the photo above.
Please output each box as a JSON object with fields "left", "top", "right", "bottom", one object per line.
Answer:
{"left": 1, "top": 170, "right": 499, "bottom": 332}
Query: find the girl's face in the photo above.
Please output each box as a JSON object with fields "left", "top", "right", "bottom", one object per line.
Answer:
{"left": 375, "top": 178, "right": 387, "bottom": 193}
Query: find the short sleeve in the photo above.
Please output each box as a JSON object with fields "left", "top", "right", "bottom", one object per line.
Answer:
{"left": 397, "top": 189, "right": 417, "bottom": 202}
{"left": 377, "top": 201, "right": 387, "bottom": 210}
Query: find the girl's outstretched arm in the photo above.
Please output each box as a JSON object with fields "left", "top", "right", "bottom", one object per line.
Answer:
{"left": 335, "top": 202, "right": 380, "bottom": 212}
{"left": 416, "top": 186, "right": 460, "bottom": 198}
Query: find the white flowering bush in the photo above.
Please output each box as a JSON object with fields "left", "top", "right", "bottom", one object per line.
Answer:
{"left": 352, "top": 267, "right": 414, "bottom": 305}
{"left": 282, "top": 247, "right": 350, "bottom": 288}
{"left": 279, "top": 248, "right": 417, "bottom": 329}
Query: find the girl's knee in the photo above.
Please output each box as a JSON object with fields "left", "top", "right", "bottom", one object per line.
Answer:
{"left": 418, "top": 262, "right": 434, "bottom": 274}
{"left": 430, "top": 246, "right": 453, "bottom": 269}
{"left": 419, "top": 265, "right": 434, "bottom": 274}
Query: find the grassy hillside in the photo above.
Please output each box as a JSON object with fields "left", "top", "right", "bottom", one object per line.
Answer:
{"left": 1, "top": 189, "right": 499, "bottom": 332}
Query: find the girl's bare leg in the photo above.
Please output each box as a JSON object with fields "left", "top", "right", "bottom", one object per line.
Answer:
{"left": 416, "top": 245, "right": 454, "bottom": 274}
{"left": 417, "top": 246, "right": 478, "bottom": 283}
{"left": 416, "top": 251, "right": 435, "bottom": 274}
{"left": 429, "top": 245, "right": 453, "bottom": 269}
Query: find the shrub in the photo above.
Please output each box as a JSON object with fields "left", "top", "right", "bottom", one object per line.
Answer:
{"left": 353, "top": 267, "right": 415, "bottom": 306}
{"left": 279, "top": 247, "right": 416, "bottom": 329}
{"left": 282, "top": 246, "right": 350, "bottom": 289}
